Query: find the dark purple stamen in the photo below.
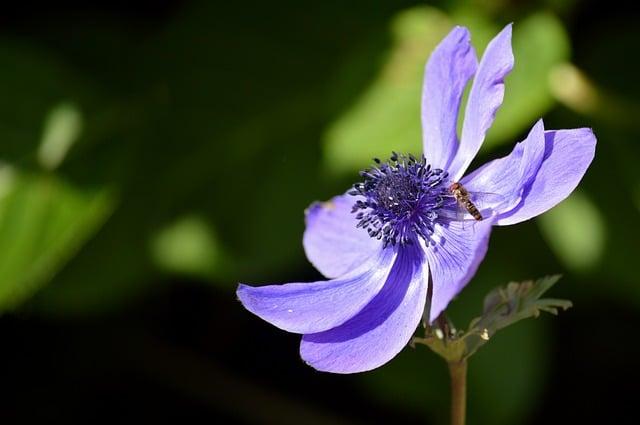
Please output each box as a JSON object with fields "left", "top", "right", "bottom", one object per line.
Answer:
{"left": 349, "top": 153, "right": 449, "bottom": 248}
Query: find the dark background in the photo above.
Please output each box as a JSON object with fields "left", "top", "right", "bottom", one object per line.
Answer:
{"left": 0, "top": 0, "right": 638, "bottom": 424}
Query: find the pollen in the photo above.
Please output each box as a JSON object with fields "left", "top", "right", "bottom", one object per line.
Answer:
{"left": 349, "top": 153, "right": 449, "bottom": 247}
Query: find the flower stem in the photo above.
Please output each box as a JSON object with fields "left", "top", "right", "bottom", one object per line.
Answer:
{"left": 448, "top": 359, "right": 467, "bottom": 425}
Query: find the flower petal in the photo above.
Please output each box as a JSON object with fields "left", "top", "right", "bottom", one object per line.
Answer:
{"left": 300, "top": 244, "right": 428, "bottom": 373}
{"left": 427, "top": 219, "right": 494, "bottom": 323}
{"left": 461, "top": 119, "right": 546, "bottom": 216}
{"left": 495, "top": 128, "right": 596, "bottom": 225}
{"left": 237, "top": 247, "right": 396, "bottom": 334}
{"left": 303, "top": 194, "right": 380, "bottom": 279}
{"left": 449, "top": 24, "right": 514, "bottom": 180}
{"left": 421, "top": 26, "right": 477, "bottom": 170}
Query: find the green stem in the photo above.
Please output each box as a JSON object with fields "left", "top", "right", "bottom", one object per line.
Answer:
{"left": 448, "top": 359, "right": 467, "bottom": 425}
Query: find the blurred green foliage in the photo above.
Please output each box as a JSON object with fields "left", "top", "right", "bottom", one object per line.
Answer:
{"left": 324, "top": 7, "right": 569, "bottom": 173}
{"left": 538, "top": 191, "right": 605, "bottom": 272}
{"left": 0, "top": 0, "right": 638, "bottom": 424}
{"left": 0, "top": 167, "right": 113, "bottom": 311}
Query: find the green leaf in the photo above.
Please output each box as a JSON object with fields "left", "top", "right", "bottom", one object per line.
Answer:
{"left": 0, "top": 168, "right": 114, "bottom": 311}
{"left": 414, "top": 275, "right": 571, "bottom": 361}
{"left": 363, "top": 314, "right": 549, "bottom": 425}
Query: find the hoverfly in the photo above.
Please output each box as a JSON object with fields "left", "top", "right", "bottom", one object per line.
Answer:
{"left": 449, "top": 182, "right": 483, "bottom": 220}
{"left": 440, "top": 182, "right": 504, "bottom": 223}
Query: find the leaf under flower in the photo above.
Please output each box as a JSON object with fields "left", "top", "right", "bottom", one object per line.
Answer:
{"left": 413, "top": 275, "right": 571, "bottom": 362}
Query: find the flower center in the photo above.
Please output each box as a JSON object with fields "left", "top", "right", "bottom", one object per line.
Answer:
{"left": 349, "top": 153, "right": 449, "bottom": 247}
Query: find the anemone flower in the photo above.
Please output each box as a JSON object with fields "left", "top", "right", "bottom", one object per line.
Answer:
{"left": 237, "top": 24, "right": 596, "bottom": 374}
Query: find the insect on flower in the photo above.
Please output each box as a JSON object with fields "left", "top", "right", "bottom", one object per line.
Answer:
{"left": 443, "top": 182, "right": 507, "bottom": 223}
{"left": 237, "top": 23, "right": 596, "bottom": 374}
{"left": 449, "top": 182, "right": 483, "bottom": 221}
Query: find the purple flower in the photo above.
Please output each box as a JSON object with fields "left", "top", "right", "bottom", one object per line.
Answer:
{"left": 237, "top": 24, "right": 595, "bottom": 374}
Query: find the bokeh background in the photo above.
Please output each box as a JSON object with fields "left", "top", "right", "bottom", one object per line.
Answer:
{"left": 1, "top": 0, "right": 638, "bottom": 423}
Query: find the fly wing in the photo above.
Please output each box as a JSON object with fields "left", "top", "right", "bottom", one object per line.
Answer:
{"left": 437, "top": 195, "right": 474, "bottom": 222}
{"left": 468, "top": 191, "right": 506, "bottom": 219}
{"left": 437, "top": 191, "right": 506, "bottom": 222}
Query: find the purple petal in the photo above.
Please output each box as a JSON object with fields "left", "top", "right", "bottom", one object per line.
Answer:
{"left": 496, "top": 128, "right": 596, "bottom": 225}
{"left": 427, "top": 219, "right": 494, "bottom": 323}
{"left": 300, "top": 244, "right": 428, "bottom": 373}
{"left": 449, "top": 24, "right": 514, "bottom": 180}
{"left": 421, "top": 26, "right": 477, "bottom": 170}
{"left": 237, "top": 248, "right": 396, "bottom": 334}
{"left": 461, "top": 119, "right": 546, "bottom": 216}
{"left": 303, "top": 194, "right": 380, "bottom": 279}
